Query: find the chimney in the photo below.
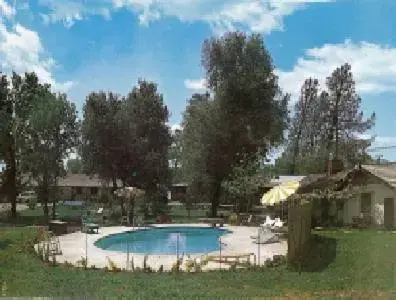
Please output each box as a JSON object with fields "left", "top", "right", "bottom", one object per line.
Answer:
{"left": 326, "top": 153, "right": 344, "bottom": 176}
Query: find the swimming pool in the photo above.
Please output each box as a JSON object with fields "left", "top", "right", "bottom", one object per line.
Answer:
{"left": 94, "top": 226, "right": 231, "bottom": 255}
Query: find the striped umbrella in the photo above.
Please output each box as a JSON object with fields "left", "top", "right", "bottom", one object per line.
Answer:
{"left": 261, "top": 180, "right": 300, "bottom": 206}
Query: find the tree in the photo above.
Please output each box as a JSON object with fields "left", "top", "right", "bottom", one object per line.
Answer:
{"left": 169, "top": 127, "right": 184, "bottom": 183}
{"left": 22, "top": 91, "right": 79, "bottom": 220}
{"left": 66, "top": 158, "right": 83, "bottom": 174}
{"left": 288, "top": 78, "right": 320, "bottom": 174}
{"left": 81, "top": 91, "right": 126, "bottom": 211}
{"left": 123, "top": 80, "right": 171, "bottom": 220}
{"left": 0, "top": 72, "right": 48, "bottom": 218}
{"left": 81, "top": 81, "right": 171, "bottom": 218}
{"left": 123, "top": 80, "right": 171, "bottom": 192}
{"left": 182, "top": 93, "right": 220, "bottom": 212}
{"left": 325, "top": 63, "right": 375, "bottom": 163}
{"left": 182, "top": 32, "right": 288, "bottom": 217}
{"left": 222, "top": 154, "right": 266, "bottom": 213}
{"left": 277, "top": 63, "right": 375, "bottom": 175}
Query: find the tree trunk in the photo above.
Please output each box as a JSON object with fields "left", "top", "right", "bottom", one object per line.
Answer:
{"left": 211, "top": 183, "right": 221, "bottom": 217}
{"left": 42, "top": 171, "right": 50, "bottom": 223}
{"left": 51, "top": 193, "right": 56, "bottom": 220}
{"left": 8, "top": 147, "right": 17, "bottom": 219}
{"left": 128, "top": 198, "right": 134, "bottom": 226}
{"left": 120, "top": 199, "right": 126, "bottom": 216}
{"left": 9, "top": 166, "right": 17, "bottom": 219}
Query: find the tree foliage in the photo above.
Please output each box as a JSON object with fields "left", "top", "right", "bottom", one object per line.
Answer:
{"left": 277, "top": 63, "right": 375, "bottom": 175}
{"left": 0, "top": 72, "right": 79, "bottom": 219}
{"left": 81, "top": 80, "right": 171, "bottom": 215}
{"left": 221, "top": 154, "right": 266, "bottom": 213}
{"left": 182, "top": 32, "right": 289, "bottom": 216}
{"left": 169, "top": 127, "right": 183, "bottom": 183}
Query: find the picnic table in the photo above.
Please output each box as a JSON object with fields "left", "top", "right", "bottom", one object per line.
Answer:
{"left": 198, "top": 217, "right": 224, "bottom": 227}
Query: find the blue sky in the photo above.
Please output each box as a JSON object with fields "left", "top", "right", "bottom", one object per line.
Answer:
{"left": 1, "top": 0, "right": 396, "bottom": 161}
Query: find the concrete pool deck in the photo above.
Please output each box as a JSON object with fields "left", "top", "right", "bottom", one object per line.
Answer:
{"left": 39, "top": 224, "right": 287, "bottom": 271}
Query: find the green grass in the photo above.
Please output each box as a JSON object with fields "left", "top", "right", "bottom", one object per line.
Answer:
{"left": 1, "top": 228, "right": 396, "bottom": 298}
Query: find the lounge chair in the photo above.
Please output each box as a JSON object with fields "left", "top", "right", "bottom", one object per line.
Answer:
{"left": 251, "top": 227, "right": 280, "bottom": 244}
{"left": 272, "top": 217, "right": 284, "bottom": 229}
{"left": 261, "top": 216, "right": 275, "bottom": 228}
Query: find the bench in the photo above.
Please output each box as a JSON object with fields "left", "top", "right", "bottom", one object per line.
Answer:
{"left": 205, "top": 252, "right": 256, "bottom": 266}
{"left": 49, "top": 220, "right": 68, "bottom": 235}
{"left": 82, "top": 223, "right": 99, "bottom": 234}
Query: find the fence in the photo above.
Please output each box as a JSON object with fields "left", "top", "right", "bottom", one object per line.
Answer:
{"left": 287, "top": 197, "right": 312, "bottom": 266}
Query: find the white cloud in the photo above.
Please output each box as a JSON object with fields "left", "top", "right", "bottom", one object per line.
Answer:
{"left": 184, "top": 78, "right": 207, "bottom": 91}
{"left": 0, "top": 0, "right": 15, "bottom": 18}
{"left": 0, "top": 22, "right": 74, "bottom": 92}
{"left": 39, "top": 0, "right": 112, "bottom": 28}
{"left": 38, "top": 0, "right": 330, "bottom": 32}
{"left": 278, "top": 40, "right": 396, "bottom": 101}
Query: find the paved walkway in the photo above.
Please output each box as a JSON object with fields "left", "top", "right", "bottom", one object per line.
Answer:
{"left": 40, "top": 224, "right": 287, "bottom": 271}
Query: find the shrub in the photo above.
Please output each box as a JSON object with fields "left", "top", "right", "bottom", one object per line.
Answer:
{"left": 143, "top": 255, "right": 153, "bottom": 272}
{"left": 106, "top": 257, "right": 120, "bottom": 272}
{"left": 27, "top": 198, "right": 37, "bottom": 210}
{"left": 130, "top": 257, "right": 135, "bottom": 271}
{"left": 228, "top": 213, "right": 240, "bottom": 226}
{"left": 63, "top": 261, "right": 73, "bottom": 267}
{"left": 185, "top": 256, "right": 195, "bottom": 273}
{"left": 76, "top": 257, "right": 88, "bottom": 268}
{"left": 158, "top": 265, "right": 164, "bottom": 273}
{"left": 171, "top": 257, "right": 183, "bottom": 273}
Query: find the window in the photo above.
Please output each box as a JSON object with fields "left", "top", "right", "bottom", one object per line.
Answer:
{"left": 75, "top": 187, "right": 82, "bottom": 195}
{"left": 90, "top": 187, "right": 98, "bottom": 195}
{"left": 361, "top": 193, "right": 372, "bottom": 215}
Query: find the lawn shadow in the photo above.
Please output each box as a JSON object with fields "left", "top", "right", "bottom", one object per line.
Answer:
{"left": 299, "top": 234, "right": 337, "bottom": 272}
{"left": 0, "top": 239, "right": 11, "bottom": 250}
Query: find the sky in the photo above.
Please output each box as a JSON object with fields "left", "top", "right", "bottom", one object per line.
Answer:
{"left": 1, "top": 0, "right": 396, "bottom": 162}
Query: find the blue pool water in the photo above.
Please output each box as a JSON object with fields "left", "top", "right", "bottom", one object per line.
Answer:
{"left": 95, "top": 226, "right": 230, "bottom": 254}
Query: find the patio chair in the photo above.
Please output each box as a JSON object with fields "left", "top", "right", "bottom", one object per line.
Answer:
{"left": 251, "top": 227, "right": 280, "bottom": 244}
{"left": 261, "top": 215, "right": 275, "bottom": 228}
{"left": 121, "top": 215, "right": 129, "bottom": 226}
{"left": 272, "top": 217, "right": 284, "bottom": 229}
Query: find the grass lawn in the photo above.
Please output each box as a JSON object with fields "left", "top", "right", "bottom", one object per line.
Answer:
{"left": 1, "top": 228, "right": 396, "bottom": 298}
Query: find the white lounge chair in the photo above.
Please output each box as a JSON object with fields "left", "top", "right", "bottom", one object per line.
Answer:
{"left": 272, "top": 217, "right": 284, "bottom": 229}
{"left": 261, "top": 216, "right": 275, "bottom": 228}
{"left": 251, "top": 227, "right": 280, "bottom": 244}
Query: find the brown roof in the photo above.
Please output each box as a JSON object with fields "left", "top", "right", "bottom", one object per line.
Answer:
{"left": 296, "top": 164, "right": 396, "bottom": 195}
{"left": 361, "top": 164, "right": 396, "bottom": 188}
{"left": 57, "top": 174, "right": 122, "bottom": 188}
{"left": 25, "top": 174, "right": 122, "bottom": 188}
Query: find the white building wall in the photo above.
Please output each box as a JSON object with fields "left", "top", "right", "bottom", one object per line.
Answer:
{"left": 343, "top": 183, "right": 396, "bottom": 226}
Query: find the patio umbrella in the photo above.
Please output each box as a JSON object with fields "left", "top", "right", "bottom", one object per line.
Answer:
{"left": 261, "top": 180, "right": 300, "bottom": 206}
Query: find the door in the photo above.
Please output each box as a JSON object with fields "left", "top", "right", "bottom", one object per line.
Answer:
{"left": 384, "top": 198, "right": 394, "bottom": 229}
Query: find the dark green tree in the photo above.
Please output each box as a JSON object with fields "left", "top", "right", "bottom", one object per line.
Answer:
{"left": 183, "top": 32, "right": 288, "bottom": 217}
{"left": 0, "top": 72, "right": 50, "bottom": 218}
{"left": 22, "top": 92, "right": 79, "bottom": 220}
{"left": 169, "top": 127, "right": 184, "bottom": 183}
{"left": 325, "top": 63, "right": 375, "bottom": 164}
